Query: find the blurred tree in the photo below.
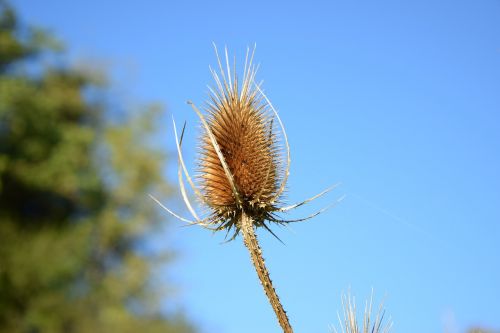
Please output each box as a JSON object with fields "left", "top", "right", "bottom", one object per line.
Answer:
{"left": 0, "top": 2, "right": 193, "bottom": 332}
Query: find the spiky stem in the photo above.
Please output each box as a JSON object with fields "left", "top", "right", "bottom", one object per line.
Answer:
{"left": 240, "top": 212, "right": 294, "bottom": 333}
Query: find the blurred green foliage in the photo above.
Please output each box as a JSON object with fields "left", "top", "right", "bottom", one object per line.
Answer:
{"left": 0, "top": 2, "right": 193, "bottom": 332}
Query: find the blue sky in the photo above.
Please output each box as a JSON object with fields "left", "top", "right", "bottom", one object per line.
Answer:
{"left": 15, "top": 1, "right": 500, "bottom": 332}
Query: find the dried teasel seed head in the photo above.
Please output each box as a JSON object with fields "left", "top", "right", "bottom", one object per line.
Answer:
{"left": 332, "top": 291, "right": 393, "bottom": 333}
{"left": 197, "top": 47, "right": 285, "bottom": 225}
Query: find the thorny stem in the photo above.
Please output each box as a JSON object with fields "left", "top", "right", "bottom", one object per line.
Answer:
{"left": 240, "top": 212, "right": 294, "bottom": 333}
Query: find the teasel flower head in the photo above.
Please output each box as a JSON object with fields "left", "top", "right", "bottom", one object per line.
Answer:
{"left": 332, "top": 291, "right": 393, "bottom": 333}
{"left": 150, "top": 45, "right": 343, "bottom": 240}
{"left": 196, "top": 46, "right": 287, "bottom": 235}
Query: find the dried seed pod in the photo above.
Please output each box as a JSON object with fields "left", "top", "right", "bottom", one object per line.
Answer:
{"left": 197, "top": 49, "right": 284, "bottom": 231}
{"left": 177, "top": 46, "right": 338, "bottom": 240}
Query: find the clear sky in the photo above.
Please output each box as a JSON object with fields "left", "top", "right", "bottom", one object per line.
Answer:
{"left": 15, "top": 1, "right": 500, "bottom": 332}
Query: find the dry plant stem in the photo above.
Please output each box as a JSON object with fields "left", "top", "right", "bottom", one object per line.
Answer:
{"left": 240, "top": 212, "right": 294, "bottom": 333}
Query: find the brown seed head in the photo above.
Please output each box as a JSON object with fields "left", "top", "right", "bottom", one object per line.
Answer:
{"left": 197, "top": 48, "right": 284, "bottom": 226}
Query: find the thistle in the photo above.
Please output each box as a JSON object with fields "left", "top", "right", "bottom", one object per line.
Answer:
{"left": 332, "top": 291, "right": 393, "bottom": 333}
{"left": 151, "top": 45, "right": 342, "bottom": 333}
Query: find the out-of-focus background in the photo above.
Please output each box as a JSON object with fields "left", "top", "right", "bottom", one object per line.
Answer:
{"left": 1, "top": 1, "right": 499, "bottom": 333}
